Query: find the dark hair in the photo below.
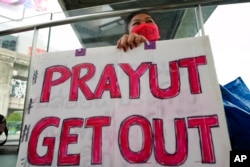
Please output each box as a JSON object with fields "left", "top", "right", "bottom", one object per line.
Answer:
{"left": 125, "top": 10, "right": 153, "bottom": 33}
{"left": 0, "top": 114, "right": 8, "bottom": 146}
{"left": 0, "top": 114, "right": 6, "bottom": 135}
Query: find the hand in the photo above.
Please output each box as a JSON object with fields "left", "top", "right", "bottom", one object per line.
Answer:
{"left": 116, "top": 33, "right": 148, "bottom": 52}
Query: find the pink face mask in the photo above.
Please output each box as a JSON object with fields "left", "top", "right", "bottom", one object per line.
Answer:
{"left": 131, "top": 23, "right": 160, "bottom": 41}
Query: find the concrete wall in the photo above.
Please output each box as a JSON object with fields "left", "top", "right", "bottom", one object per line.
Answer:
{"left": 0, "top": 48, "right": 29, "bottom": 116}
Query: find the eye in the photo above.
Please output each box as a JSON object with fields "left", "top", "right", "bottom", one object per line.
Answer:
{"left": 132, "top": 21, "right": 140, "bottom": 26}
{"left": 146, "top": 19, "right": 154, "bottom": 23}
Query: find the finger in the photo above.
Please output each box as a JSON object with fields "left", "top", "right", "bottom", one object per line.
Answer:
{"left": 127, "top": 34, "right": 137, "bottom": 49}
{"left": 134, "top": 35, "right": 147, "bottom": 47}
{"left": 117, "top": 34, "right": 129, "bottom": 49}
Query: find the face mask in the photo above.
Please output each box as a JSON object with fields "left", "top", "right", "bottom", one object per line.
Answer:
{"left": 131, "top": 23, "right": 160, "bottom": 41}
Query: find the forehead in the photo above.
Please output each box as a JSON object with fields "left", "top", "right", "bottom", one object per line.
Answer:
{"left": 130, "top": 13, "right": 152, "bottom": 22}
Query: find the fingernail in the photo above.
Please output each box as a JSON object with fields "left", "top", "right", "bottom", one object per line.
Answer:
{"left": 123, "top": 47, "right": 126, "bottom": 52}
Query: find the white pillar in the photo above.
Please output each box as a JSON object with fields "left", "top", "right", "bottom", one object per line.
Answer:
{"left": 0, "top": 48, "right": 15, "bottom": 116}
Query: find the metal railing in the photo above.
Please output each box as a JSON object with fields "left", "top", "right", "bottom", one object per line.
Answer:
{"left": 0, "top": 0, "right": 223, "bottom": 36}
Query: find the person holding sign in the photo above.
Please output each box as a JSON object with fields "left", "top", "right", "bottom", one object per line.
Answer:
{"left": 116, "top": 10, "right": 160, "bottom": 52}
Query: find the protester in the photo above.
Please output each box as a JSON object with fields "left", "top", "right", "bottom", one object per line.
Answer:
{"left": 116, "top": 10, "right": 160, "bottom": 52}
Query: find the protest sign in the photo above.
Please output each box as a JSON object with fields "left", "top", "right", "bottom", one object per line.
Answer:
{"left": 16, "top": 36, "right": 231, "bottom": 167}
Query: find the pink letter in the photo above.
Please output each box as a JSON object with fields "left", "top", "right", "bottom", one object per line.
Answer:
{"left": 40, "top": 66, "right": 71, "bottom": 102}
{"left": 179, "top": 56, "right": 207, "bottom": 94}
{"left": 188, "top": 115, "right": 218, "bottom": 163}
{"left": 149, "top": 61, "right": 180, "bottom": 99}
{"left": 94, "top": 64, "right": 121, "bottom": 98}
{"left": 119, "top": 63, "right": 150, "bottom": 99}
{"left": 85, "top": 116, "right": 111, "bottom": 164}
{"left": 118, "top": 115, "right": 152, "bottom": 163}
{"left": 28, "top": 117, "right": 60, "bottom": 165}
{"left": 58, "top": 118, "right": 84, "bottom": 166}
{"left": 153, "top": 118, "right": 187, "bottom": 166}
{"left": 70, "top": 63, "right": 95, "bottom": 101}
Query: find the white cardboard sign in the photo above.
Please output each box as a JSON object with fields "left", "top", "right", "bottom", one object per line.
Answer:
{"left": 16, "top": 36, "right": 231, "bottom": 167}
